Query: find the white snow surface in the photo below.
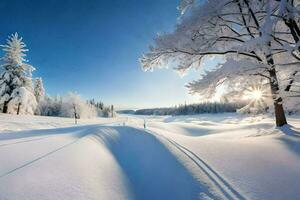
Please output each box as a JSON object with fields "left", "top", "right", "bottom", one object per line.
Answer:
{"left": 0, "top": 113, "right": 300, "bottom": 200}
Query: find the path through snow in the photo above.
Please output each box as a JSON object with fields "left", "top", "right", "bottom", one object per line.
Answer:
{"left": 0, "top": 124, "right": 219, "bottom": 200}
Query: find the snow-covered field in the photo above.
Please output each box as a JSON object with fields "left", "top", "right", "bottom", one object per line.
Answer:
{"left": 0, "top": 113, "right": 300, "bottom": 200}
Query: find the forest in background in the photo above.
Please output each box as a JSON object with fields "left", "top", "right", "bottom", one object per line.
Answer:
{"left": 0, "top": 33, "right": 115, "bottom": 119}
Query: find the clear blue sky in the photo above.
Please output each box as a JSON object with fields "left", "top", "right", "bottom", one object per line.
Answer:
{"left": 0, "top": 0, "right": 202, "bottom": 109}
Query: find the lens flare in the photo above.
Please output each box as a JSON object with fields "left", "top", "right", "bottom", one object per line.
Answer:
{"left": 243, "top": 87, "right": 265, "bottom": 101}
{"left": 250, "top": 90, "right": 263, "bottom": 100}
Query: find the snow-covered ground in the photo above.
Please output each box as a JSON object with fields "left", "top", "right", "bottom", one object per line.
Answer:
{"left": 0, "top": 113, "right": 300, "bottom": 200}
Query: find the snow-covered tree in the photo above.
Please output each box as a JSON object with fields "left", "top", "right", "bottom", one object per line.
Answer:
{"left": 59, "top": 92, "right": 97, "bottom": 119}
{"left": 140, "top": 0, "right": 300, "bottom": 127}
{"left": 37, "top": 94, "right": 114, "bottom": 119}
{"left": 38, "top": 95, "right": 62, "bottom": 116}
{"left": 0, "top": 33, "right": 37, "bottom": 114}
{"left": 34, "top": 77, "right": 45, "bottom": 103}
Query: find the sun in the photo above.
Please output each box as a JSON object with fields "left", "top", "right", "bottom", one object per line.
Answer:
{"left": 250, "top": 89, "right": 263, "bottom": 100}
{"left": 243, "top": 87, "right": 265, "bottom": 101}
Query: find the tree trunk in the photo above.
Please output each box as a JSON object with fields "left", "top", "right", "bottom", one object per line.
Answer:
{"left": 111, "top": 105, "right": 114, "bottom": 118}
{"left": 3, "top": 101, "right": 8, "bottom": 113}
{"left": 17, "top": 103, "right": 21, "bottom": 115}
{"left": 268, "top": 68, "right": 287, "bottom": 127}
{"left": 73, "top": 104, "right": 78, "bottom": 124}
{"left": 74, "top": 115, "right": 77, "bottom": 125}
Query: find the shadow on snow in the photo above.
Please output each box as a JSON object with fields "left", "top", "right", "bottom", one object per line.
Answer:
{"left": 90, "top": 126, "right": 214, "bottom": 200}
{"left": 0, "top": 125, "right": 214, "bottom": 199}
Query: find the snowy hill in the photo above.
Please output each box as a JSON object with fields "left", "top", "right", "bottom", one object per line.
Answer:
{"left": 0, "top": 114, "right": 300, "bottom": 199}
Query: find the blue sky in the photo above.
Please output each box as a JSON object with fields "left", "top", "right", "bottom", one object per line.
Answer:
{"left": 0, "top": 0, "right": 202, "bottom": 109}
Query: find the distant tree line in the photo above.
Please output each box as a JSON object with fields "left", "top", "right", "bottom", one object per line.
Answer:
{"left": 37, "top": 93, "right": 116, "bottom": 119}
{"left": 87, "top": 98, "right": 116, "bottom": 118}
{"left": 133, "top": 102, "right": 246, "bottom": 116}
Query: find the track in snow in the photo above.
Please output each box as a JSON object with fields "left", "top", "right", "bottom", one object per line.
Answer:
{"left": 148, "top": 130, "right": 247, "bottom": 200}
{"left": 0, "top": 129, "right": 90, "bottom": 179}
{"left": 0, "top": 138, "right": 80, "bottom": 178}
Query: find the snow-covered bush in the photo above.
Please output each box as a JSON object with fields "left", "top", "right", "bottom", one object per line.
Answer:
{"left": 38, "top": 96, "right": 62, "bottom": 116}
{"left": 59, "top": 92, "right": 97, "bottom": 119}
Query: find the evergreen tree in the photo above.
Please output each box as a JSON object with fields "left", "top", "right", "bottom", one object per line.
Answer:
{"left": 0, "top": 33, "right": 37, "bottom": 114}
{"left": 34, "top": 77, "right": 45, "bottom": 103}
